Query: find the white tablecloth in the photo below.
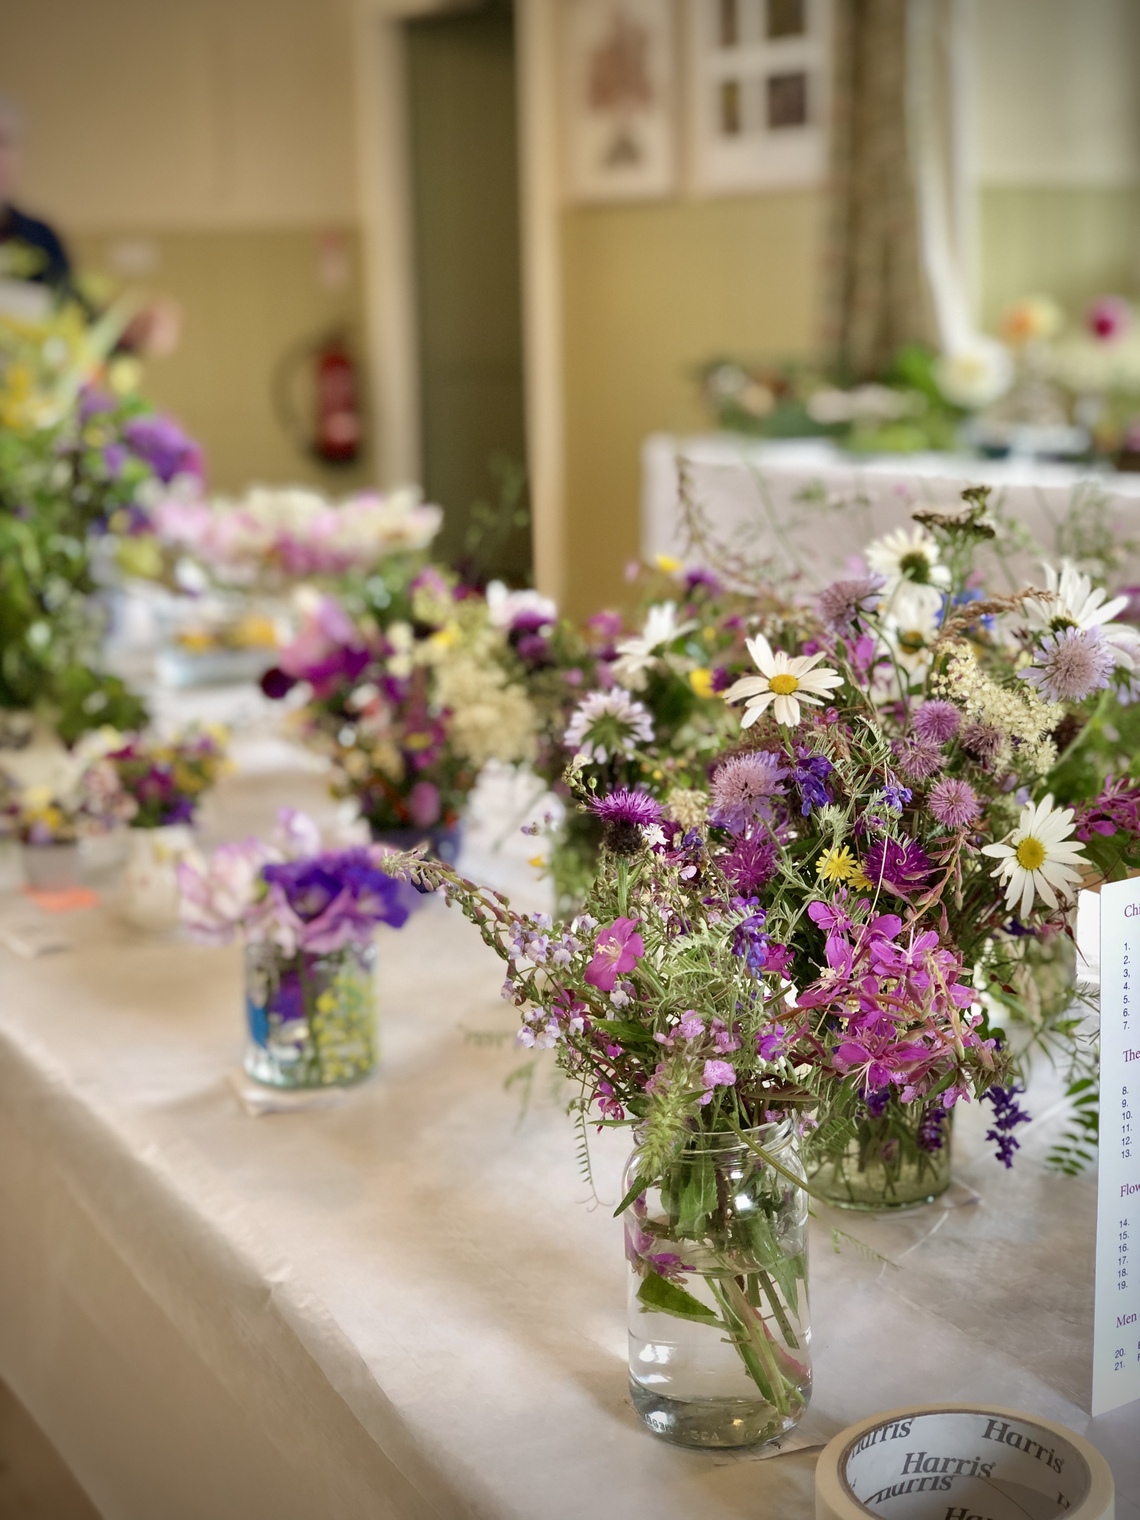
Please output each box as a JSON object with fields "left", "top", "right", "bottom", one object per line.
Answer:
{"left": 642, "top": 435, "right": 1140, "bottom": 588}
{"left": 1, "top": 760, "right": 1138, "bottom": 1518}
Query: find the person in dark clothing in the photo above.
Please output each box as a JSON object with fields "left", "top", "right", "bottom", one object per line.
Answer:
{"left": 0, "top": 93, "right": 76, "bottom": 294}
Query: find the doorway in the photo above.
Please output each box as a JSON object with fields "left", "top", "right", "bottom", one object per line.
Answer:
{"left": 405, "top": 0, "right": 531, "bottom": 584}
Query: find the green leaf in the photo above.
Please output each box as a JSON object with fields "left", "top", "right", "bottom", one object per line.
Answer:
{"left": 676, "top": 1150, "right": 717, "bottom": 1237}
{"left": 613, "top": 1173, "right": 649, "bottom": 1218}
{"left": 636, "top": 1271, "right": 720, "bottom": 1327}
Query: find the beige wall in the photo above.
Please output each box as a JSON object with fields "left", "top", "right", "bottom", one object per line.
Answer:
{"left": 560, "top": 191, "right": 827, "bottom": 616}
{"left": 1, "top": 0, "right": 371, "bottom": 494}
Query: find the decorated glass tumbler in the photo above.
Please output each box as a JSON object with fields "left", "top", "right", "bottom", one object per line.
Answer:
{"left": 243, "top": 937, "right": 377, "bottom": 1088}
{"left": 624, "top": 1120, "right": 811, "bottom": 1449}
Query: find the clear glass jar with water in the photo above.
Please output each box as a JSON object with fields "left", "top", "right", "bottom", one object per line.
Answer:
{"left": 244, "top": 938, "right": 377, "bottom": 1088}
{"left": 624, "top": 1120, "right": 811, "bottom": 1449}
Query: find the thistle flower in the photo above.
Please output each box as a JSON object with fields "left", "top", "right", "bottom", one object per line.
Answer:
{"left": 894, "top": 736, "right": 944, "bottom": 781}
{"left": 563, "top": 690, "right": 654, "bottom": 762}
{"left": 709, "top": 750, "right": 786, "bottom": 832}
{"left": 912, "top": 700, "right": 961, "bottom": 744}
{"left": 818, "top": 574, "right": 884, "bottom": 632}
{"left": 723, "top": 634, "right": 843, "bottom": 728}
{"left": 981, "top": 794, "right": 1087, "bottom": 920}
{"left": 1022, "top": 626, "right": 1114, "bottom": 703}
{"left": 719, "top": 833, "right": 778, "bottom": 895}
{"left": 927, "top": 777, "right": 981, "bottom": 830}
{"left": 960, "top": 721, "right": 1004, "bottom": 767}
{"left": 588, "top": 788, "right": 662, "bottom": 855}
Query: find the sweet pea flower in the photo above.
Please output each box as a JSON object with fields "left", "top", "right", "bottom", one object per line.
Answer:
{"left": 584, "top": 917, "right": 645, "bottom": 992}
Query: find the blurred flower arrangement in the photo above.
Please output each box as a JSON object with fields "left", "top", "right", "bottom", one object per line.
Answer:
{"left": 102, "top": 728, "right": 228, "bottom": 829}
{"left": 261, "top": 568, "right": 538, "bottom": 839}
{"left": 149, "top": 484, "right": 443, "bottom": 591}
{"left": 179, "top": 809, "right": 409, "bottom": 1088}
{"left": 0, "top": 296, "right": 203, "bottom": 743}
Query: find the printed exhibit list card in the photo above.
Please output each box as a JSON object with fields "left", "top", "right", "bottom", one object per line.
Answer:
{"left": 1093, "top": 878, "right": 1140, "bottom": 1415}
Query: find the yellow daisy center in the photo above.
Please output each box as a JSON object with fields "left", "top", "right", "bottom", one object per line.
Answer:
{"left": 769, "top": 672, "right": 800, "bottom": 695}
{"left": 1015, "top": 836, "right": 1046, "bottom": 871}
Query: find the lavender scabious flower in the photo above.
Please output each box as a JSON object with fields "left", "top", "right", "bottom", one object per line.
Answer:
{"left": 818, "top": 574, "right": 884, "bottom": 632}
{"left": 709, "top": 749, "right": 786, "bottom": 833}
{"left": 916, "top": 1103, "right": 948, "bottom": 1152}
{"left": 984, "top": 1083, "right": 1031, "bottom": 1168}
{"left": 927, "top": 776, "right": 981, "bottom": 830}
{"left": 792, "top": 748, "right": 833, "bottom": 816}
{"left": 912, "top": 700, "right": 961, "bottom": 745}
{"left": 588, "top": 788, "right": 662, "bottom": 855}
{"left": 719, "top": 833, "right": 778, "bottom": 895}
{"left": 1023, "top": 626, "right": 1115, "bottom": 704}
{"left": 894, "top": 735, "right": 945, "bottom": 781}
{"left": 863, "top": 836, "right": 934, "bottom": 896}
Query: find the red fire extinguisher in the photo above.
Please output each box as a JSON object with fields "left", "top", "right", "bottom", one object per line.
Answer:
{"left": 273, "top": 329, "right": 363, "bottom": 466}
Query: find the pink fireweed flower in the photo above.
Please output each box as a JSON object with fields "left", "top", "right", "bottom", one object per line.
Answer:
{"left": 699, "top": 1059, "right": 737, "bottom": 1104}
{"left": 584, "top": 917, "right": 645, "bottom": 992}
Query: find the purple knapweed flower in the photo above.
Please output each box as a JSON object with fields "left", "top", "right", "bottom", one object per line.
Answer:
{"left": 584, "top": 917, "right": 644, "bottom": 992}
{"left": 709, "top": 750, "right": 786, "bottom": 833}
{"left": 1023, "top": 626, "right": 1115, "bottom": 704}
{"left": 719, "top": 832, "right": 778, "bottom": 895}
{"left": 588, "top": 788, "right": 662, "bottom": 855}
{"left": 863, "top": 837, "right": 934, "bottom": 896}
{"left": 912, "top": 700, "right": 961, "bottom": 745}
{"left": 927, "top": 777, "right": 981, "bottom": 830}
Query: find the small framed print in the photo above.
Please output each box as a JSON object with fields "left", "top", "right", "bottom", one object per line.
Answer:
{"left": 688, "top": 0, "right": 830, "bottom": 194}
{"left": 562, "top": 0, "right": 678, "bottom": 203}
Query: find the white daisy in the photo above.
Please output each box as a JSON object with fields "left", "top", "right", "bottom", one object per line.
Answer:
{"left": 865, "top": 525, "right": 950, "bottom": 620}
{"left": 611, "top": 602, "right": 695, "bottom": 689}
{"left": 1029, "top": 560, "right": 1140, "bottom": 672}
{"left": 882, "top": 590, "right": 944, "bottom": 679}
{"left": 723, "top": 634, "right": 843, "bottom": 728}
{"left": 981, "top": 794, "right": 1087, "bottom": 921}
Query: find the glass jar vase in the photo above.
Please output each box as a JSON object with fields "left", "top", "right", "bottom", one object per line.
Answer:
{"left": 243, "top": 938, "right": 377, "bottom": 1088}
{"left": 624, "top": 1121, "right": 811, "bottom": 1449}
{"left": 121, "top": 824, "right": 194, "bottom": 932}
{"left": 807, "top": 1098, "right": 953, "bottom": 1211}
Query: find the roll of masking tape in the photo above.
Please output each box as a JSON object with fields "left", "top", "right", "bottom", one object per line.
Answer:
{"left": 815, "top": 1404, "right": 1115, "bottom": 1520}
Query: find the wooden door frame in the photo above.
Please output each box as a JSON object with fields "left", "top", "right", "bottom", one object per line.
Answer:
{"left": 352, "top": 0, "right": 565, "bottom": 602}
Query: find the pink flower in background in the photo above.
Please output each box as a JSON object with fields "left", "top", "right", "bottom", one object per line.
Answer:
{"left": 408, "top": 780, "right": 442, "bottom": 827}
{"left": 177, "top": 838, "right": 274, "bottom": 943}
{"left": 584, "top": 917, "right": 644, "bottom": 992}
{"left": 1086, "top": 294, "right": 1132, "bottom": 342}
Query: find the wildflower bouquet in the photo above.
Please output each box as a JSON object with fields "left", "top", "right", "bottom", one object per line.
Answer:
{"left": 179, "top": 809, "right": 409, "bottom": 1087}
{"left": 101, "top": 728, "right": 227, "bottom": 829}
{"left": 261, "top": 570, "right": 537, "bottom": 840}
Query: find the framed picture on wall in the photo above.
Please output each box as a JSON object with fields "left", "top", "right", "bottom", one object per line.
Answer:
{"left": 687, "top": 0, "right": 830, "bottom": 193}
{"left": 562, "top": 0, "right": 678, "bottom": 203}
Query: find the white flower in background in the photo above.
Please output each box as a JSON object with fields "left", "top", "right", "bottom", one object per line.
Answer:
{"left": 723, "top": 634, "right": 843, "bottom": 728}
{"left": 611, "top": 601, "right": 696, "bottom": 689}
{"left": 933, "top": 338, "right": 1014, "bottom": 411}
{"left": 982, "top": 795, "right": 1086, "bottom": 921}
{"left": 882, "top": 592, "right": 944, "bottom": 679}
{"left": 1028, "top": 560, "right": 1140, "bottom": 672}
{"left": 385, "top": 620, "right": 415, "bottom": 679}
{"left": 807, "top": 384, "right": 917, "bottom": 426}
{"left": 865, "top": 524, "right": 951, "bottom": 620}
{"left": 563, "top": 690, "right": 654, "bottom": 763}
{"left": 485, "top": 581, "right": 557, "bottom": 631}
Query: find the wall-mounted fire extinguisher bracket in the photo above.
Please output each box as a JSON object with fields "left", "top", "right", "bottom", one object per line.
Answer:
{"left": 272, "top": 328, "right": 363, "bottom": 467}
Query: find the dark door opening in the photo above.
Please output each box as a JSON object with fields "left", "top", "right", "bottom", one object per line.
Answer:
{"left": 405, "top": 0, "right": 531, "bottom": 585}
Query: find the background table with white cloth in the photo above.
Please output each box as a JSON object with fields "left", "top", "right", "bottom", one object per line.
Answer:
{"left": 642, "top": 435, "right": 1140, "bottom": 587}
{"left": 1, "top": 745, "right": 1138, "bottom": 1519}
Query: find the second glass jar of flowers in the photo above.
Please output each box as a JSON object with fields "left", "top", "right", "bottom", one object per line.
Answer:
{"left": 178, "top": 809, "right": 409, "bottom": 1087}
